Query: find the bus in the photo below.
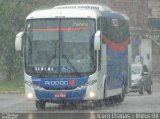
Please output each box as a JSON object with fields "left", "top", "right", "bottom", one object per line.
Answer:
{"left": 15, "top": 4, "right": 131, "bottom": 109}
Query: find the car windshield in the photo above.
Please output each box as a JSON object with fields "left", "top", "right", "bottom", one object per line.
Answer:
{"left": 131, "top": 65, "right": 142, "bottom": 74}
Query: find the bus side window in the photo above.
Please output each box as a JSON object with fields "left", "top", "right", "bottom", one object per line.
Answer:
{"left": 98, "top": 44, "right": 101, "bottom": 71}
{"left": 97, "top": 17, "right": 101, "bottom": 30}
{"left": 119, "top": 20, "right": 130, "bottom": 43}
{"left": 101, "top": 17, "right": 116, "bottom": 43}
{"left": 97, "top": 17, "right": 101, "bottom": 71}
{"left": 101, "top": 17, "right": 107, "bottom": 44}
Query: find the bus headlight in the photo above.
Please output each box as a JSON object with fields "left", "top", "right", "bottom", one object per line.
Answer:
{"left": 76, "top": 80, "right": 97, "bottom": 90}
{"left": 89, "top": 91, "right": 95, "bottom": 98}
{"left": 25, "top": 81, "right": 45, "bottom": 90}
{"left": 27, "top": 92, "right": 33, "bottom": 99}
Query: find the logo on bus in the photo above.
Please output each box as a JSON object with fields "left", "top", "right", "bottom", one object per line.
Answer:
{"left": 45, "top": 80, "right": 75, "bottom": 86}
{"left": 69, "top": 80, "right": 75, "bottom": 87}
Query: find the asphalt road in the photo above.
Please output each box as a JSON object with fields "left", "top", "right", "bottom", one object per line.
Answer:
{"left": 0, "top": 75, "right": 160, "bottom": 119}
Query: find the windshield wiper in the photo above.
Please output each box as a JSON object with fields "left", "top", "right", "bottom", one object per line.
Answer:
{"left": 45, "top": 43, "right": 57, "bottom": 68}
{"left": 62, "top": 54, "right": 81, "bottom": 77}
{"left": 45, "top": 54, "right": 56, "bottom": 68}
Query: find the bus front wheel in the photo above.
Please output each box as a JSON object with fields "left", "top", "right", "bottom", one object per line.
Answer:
{"left": 35, "top": 101, "right": 46, "bottom": 109}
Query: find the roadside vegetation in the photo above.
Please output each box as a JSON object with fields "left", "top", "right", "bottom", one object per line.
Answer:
{"left": 0, "top": 72, "right": 24, "bottom": 93}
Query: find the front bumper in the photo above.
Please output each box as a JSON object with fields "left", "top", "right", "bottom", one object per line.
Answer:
{"left": 34, "top": 88, "right": 86, "bottom": 102}
{"left": 130, "top": 81, "right": 142, "bottom": 92}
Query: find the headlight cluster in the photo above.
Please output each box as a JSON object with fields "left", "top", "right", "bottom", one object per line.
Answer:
{"left": 76, "top": 80, "right": 97, "bottom": 90}
{"left": 25, "top": 81, "right": 45, "bottom": 90}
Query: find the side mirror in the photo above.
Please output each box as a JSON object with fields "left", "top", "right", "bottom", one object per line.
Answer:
{"left": 15, "top": 31, "right": 24, "bottom": 51}
{"left": 94, "top": 31, "right": 101, "bottom": 51}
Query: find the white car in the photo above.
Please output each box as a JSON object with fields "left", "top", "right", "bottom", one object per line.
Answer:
{"left": 131, "top": 64, "right": 152, "bottom": 95}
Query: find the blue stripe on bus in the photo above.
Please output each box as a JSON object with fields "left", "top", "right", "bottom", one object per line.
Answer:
{"left": 34, "top": 89, "right": 86, "bottom": 101}
{"left": 32, "top": 76, "right": 88, "bottom": 101}
{"left": 32, "top": 76, "right": 88, "bottom": 89}
{"left": 107, "top": 47, "right": 128, "bottom": 90}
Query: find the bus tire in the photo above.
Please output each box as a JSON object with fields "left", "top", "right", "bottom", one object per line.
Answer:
{"left": 35, "top": 101, "right": 46, "bottom": 109}
{"left": 117, "top": 87, "right": 125, "bottom": 102}
{"left": 103, "top": 79, "right": 108, "bottom": 105}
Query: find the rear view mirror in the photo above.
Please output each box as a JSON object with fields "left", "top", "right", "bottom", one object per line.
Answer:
{"left": 94, "top": 31, "right": 101, "bottom": 51}
{"left": 15, "top": 31, "right": 24, "bottom": 51}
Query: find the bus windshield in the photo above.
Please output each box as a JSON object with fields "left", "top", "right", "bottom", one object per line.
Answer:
{"left": 25, "top": 19, "right": 96, "bottom": 76}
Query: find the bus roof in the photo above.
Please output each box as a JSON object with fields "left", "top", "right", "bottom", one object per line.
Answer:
{"left": 54, "top": 4, "right": 112, "bottom": 11}
{"left": 26, "top": 4, "right": 129, "bottom": 20}
{"left": 26, "top": 4, "right": 106, "bottom": 20}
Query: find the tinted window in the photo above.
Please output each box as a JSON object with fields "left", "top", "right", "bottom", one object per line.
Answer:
{"left": 101, "top": 17, "right": 130, "bottom": 43}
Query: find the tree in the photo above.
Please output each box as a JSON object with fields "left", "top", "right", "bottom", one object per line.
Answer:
{"left": 0, "top": 0, "right": 39, "bottom": 80}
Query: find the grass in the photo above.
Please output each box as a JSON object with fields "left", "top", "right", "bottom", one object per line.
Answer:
{"left": 0, "top": 73, "right": 24, "bottom": 93}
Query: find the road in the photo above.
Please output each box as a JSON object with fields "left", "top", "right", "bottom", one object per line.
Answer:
{"left": 0, "top": 75, "right": 160, "bottom": 119}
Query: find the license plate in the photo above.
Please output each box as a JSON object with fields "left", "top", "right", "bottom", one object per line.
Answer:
{"left": 54, "top": 93, "right": 66, "bottom": 98}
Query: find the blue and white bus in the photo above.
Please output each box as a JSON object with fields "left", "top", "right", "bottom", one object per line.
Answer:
{"left": 15, "top": 4, "right": 131, "bottom": 109}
